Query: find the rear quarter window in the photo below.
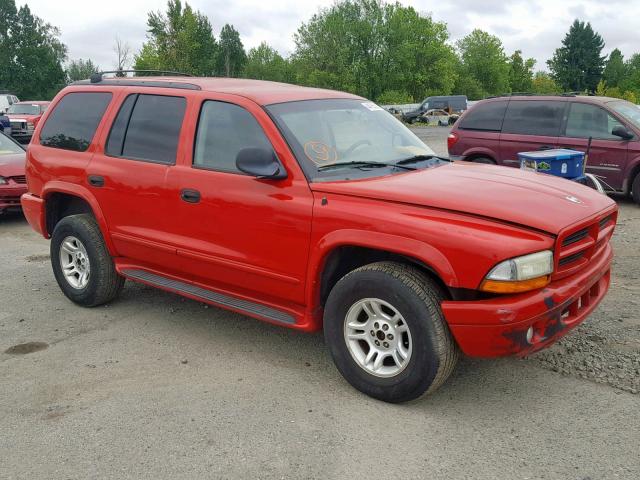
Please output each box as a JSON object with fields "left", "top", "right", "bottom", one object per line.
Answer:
{"left": 458, "top": 101, "right": 507, "bottom": 131}
{"left": 39, "top": 92, "right": 112, "bottom": 152}
{"left": 502, "top": 100, "right": 565, "bottom": 136}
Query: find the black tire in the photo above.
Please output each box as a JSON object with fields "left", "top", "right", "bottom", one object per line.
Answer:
{"left": 323, "top": 261, "right": 459, "bottom": 403}
{"left": 632, "top": 172, "right": 640, "bottom": 205}
{"left": 471, "top": 156, "right": 496, "bottom": 165}
{"left": 51, "top": 214, "right": 124, "bottom": 307}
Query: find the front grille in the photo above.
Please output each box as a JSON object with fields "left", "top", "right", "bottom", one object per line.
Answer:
{"left": 555, "top": 211, "right": 616, "bottom": 276}
{"left": 562, "top": 228, "right": 589, "bottom": 247}
{"left": 10, "top": 175, "right": 26, "bottom": 184}
{"left": 559, "top": 251, "right": 584, "bottom": 266}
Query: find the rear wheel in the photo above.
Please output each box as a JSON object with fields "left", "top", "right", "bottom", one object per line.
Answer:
{"left": 51, "top": 214, "right": 124, "bottom": 307}
{"left": 323, "top": 262, "right": 458, "bottom": 403}
{"left": 632, "top": 172, "right": 640, "bottom": 205}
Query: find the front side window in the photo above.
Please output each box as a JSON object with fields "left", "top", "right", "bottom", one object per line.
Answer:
{"left": 193, "top": 101, "right": 273, "bottom": 173}
{"left": 458, "top": 100, "right": 507, "bottom": 131}
{"left": 502, "top": 100, "right": 565, "bottom": 136}
{"left": 565, "top": 102, "right": 624, "bottom": 140}
{"left": 106, "top": 94, "right": 186, "bottom": 164}
{"left": 39, "top": 92, "right": 112, "bottom": 152}
{"left": 267, "top": 99, "right": 436, "bottom": 181}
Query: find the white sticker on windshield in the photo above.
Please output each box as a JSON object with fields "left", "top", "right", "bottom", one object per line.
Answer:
{"left": 361, "top": 102, "right": 384, "bottom": 111}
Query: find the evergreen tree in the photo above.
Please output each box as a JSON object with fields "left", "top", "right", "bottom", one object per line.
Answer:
{"left": 66, "top": 58, "right": 99, "bottom": 83}
{"left": 603, "top": 48, "right": 625, "bottom": 88}
{"left": 217, "top": 24, "right": 246, "bottom": 77}
{"left": 547, "top": 19, "right": 605, "bottom": 92}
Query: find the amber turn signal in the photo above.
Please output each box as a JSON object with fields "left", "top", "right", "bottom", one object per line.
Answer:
{"left": 479, "top": 275, "right": 550, "bottom": 294}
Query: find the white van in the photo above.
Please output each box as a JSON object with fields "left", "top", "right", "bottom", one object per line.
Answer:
{"left": 0, "top": 94, "right": 19, "bottom": 114}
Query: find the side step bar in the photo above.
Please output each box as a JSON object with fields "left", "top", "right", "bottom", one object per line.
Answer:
{"left": 122, "top": 269, "right": 296, "bottom": 325}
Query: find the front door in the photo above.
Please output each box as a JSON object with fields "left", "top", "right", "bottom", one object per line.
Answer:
{"left": 165, "top": 98, "right": 314, "bottom": 306}
{"left": 559, "top": 101, "right": 629, "bottom": 191}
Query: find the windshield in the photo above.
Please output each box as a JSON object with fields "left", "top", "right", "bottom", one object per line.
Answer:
{"left": 609, "top": 101, "right": 640, "bottom": 130}
{"left": 8, "top": 104, "right": 41, "bottom": 115}
{"left": 0, "top": 132, "right": 24, "bottom": 155}
{"left": 267, "top": 99, "right": 435, "bottom": 181}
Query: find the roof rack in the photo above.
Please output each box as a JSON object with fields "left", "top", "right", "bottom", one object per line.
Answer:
{"left": 89, "top": 70, "right": 193, "bottom": 83}
{"left": 72, "top": 70, "right": 201, "bottom": 91}
{"left": 485, "top": 92, "right": 579, "bottom": 99}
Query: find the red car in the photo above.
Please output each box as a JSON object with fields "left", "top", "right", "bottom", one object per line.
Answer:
{"left": 0, "top": 131, "right": 27, "bottom": 215}
{"left": 7, "top": 101, "right": 50, "bottom": 142}
{"left": 21, "top": 77, "right": 616, "bottom": 402}
{"left": 447, "top": 94, "right": 640, "bottom": 204}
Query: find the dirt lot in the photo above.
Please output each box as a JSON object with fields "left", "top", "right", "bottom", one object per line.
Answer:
{"left": 1, "top": 130, "right": 639, "bottom": 479}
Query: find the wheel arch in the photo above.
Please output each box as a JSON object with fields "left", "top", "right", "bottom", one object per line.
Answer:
{"left": 42, "top": 182, "right": 116, "bottom": 255}
{"left": 306, "top": 231, "right": 458, "bottom": 330}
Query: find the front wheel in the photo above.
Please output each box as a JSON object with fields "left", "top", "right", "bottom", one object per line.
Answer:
{"left": 323, "top": 262, "right": 459, "bottom": 403}
{"left": 632, "top": 172, "right": 640, "bottom": 205}
{"left": 51, "top": 214, "right": 124, "bottom": 307}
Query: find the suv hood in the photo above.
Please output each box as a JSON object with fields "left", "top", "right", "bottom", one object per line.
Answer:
{"left": 310, "top": 162, "right": 615, "bottom": 235}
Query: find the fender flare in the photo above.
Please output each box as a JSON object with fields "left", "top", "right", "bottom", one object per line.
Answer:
{"left": 42, "top": 181, "right": 117, "bottom": 256}
{"left": 304, "top": 229, "right": 458, "bottom": 327}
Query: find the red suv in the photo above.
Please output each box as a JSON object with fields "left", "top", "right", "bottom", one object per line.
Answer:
{"left": 448, "top": 94, "right": 640, "bottom": 203}
{"left": 21, "top": 77, "right": 617, "bottom": 402}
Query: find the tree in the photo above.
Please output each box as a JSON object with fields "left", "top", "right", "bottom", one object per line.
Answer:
{"left": 66, "top": 58, "right": 99, "bottom": 82}
{"left": 455, "top": 29, "right": 510, "bottom": 98}
{"left": 292, "top": 0, "right": 456, "bottom": 101}
{"left": 508, "top": 50, "right": 535, "bottom": 92}
{"left": 603, "top": 48, "right": 625, "bottom": 88}
{"left": 217, "top": 24, "right": 246, "bottom": 77}
{"left": 134, "top": 0, "right": 218, "bottom": 76}
{"left": 114, "top": 36, "right": 131, "bottom": 75}
{"left": 531, "top": 72, "right": 561, "bottom": 94}
{"left": 547, "top": 20, "right": 605, "bottom": 92}
{"left": 0, "top": 2, "right": 66, "bottom": 99}
{"left": 244, "top": 42, "right": 292, "bottom": 83}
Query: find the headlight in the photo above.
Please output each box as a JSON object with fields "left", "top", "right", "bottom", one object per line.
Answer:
{"left": 480, "top": 250, "right": 553, "bottom": 294}
{"left": 0, "top": 176, "right": 6, "bottom": 185}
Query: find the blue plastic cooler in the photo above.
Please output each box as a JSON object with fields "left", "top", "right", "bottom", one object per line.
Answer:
{"left": 518, "top": 149, "right": 585, "bottom": 179}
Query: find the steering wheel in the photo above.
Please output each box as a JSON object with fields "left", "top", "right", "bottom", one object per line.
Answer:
{"left": 343, "top": 139, "right": 372, "bottom": 157}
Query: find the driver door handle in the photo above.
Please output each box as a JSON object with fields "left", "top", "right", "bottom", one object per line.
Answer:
{"left": 180, "top": 189, "right": 201, "bottom": 204}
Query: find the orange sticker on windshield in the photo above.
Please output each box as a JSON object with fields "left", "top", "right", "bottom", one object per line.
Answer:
{"left": 304, "top": 141, "right": 337, "bottom": 165}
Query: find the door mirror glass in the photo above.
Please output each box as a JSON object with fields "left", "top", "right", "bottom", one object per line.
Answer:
{"left": 236, "top": 147, "right": 287, "bottom": 179}
{"left": 611, "top": 125, "right": 633, "bottom": 140}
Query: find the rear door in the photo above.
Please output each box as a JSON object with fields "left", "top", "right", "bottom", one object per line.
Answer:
{"left": 88, "top": 91, "right": 187, "bottom": 271}
{"left": 499, "top": 100, "right": 565, "bottom": 167}
{"left": 559, "top": 101, "right": 629, "bottom": 190}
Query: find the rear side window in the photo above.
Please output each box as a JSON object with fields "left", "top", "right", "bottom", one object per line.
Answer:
{"left": 40, "top": 92, "right": 112, "bottom": 152}
{"left": 565, "top": 102, "right": 624, "bottom": 140}
{"left": 193, "top": 101, "right": 272, "bottom": 173}
{"left": 502, "top": 100, "right": 565, "bottom": 136}
{"left": 106, "top": 94, "right": 186, "bottom": 164}
{"left": 458, "top": 101, "right": 507, "bottom": 131}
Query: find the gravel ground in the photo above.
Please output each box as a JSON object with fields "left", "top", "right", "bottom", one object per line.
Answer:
{"left": 413, "top": 125, "right": 640, "bottom": 395}
{"left": 1, "top": 130, "right": 639, "bottom": 478}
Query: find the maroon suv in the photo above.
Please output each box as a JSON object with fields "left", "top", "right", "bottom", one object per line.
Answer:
{"left": 448, "top": 95, "right": 640, "bottom": 204}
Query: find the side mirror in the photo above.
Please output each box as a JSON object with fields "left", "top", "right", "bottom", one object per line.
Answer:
{"left": 236, "top": 147, "right": 287, "bottom": 180}
{"left": 612, "top": 125, "right": 633, "bottom": 140}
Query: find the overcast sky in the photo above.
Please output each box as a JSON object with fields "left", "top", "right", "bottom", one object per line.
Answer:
{"left": 17, "top": 0, "right": 640, "bottom": 72}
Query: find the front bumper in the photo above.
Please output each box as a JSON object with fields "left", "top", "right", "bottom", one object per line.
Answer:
{"left": 0, "top": 184, "right": 27, "bottom": 212}
{"left": 442, "top": 243, "right": 612, "bottom": 358}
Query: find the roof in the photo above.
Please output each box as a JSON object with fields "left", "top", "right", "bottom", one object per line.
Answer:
{"left": 72, "top": 77, "right": 364, "bottom": 106}
{"left": 483, "top": 94, "right": 625, "bottom": 104}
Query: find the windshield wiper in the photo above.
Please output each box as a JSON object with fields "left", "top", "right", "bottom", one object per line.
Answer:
{"left": 393, "top": 154, "right": 437, "bottom": 165}
{"left": 318, "top": 161, "right": 416, "bottom": 171}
